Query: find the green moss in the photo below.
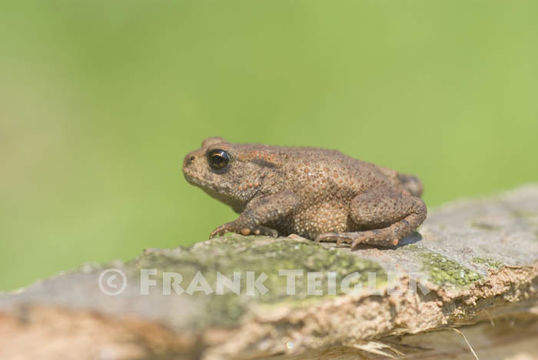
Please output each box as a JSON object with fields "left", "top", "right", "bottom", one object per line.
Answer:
{"left": 420, "top": 252, "right": 481, "bottom": 287}
{"left": 511, "top": 210, "right": 537, "bottom": 219}
{"left": 472, "top": 257, "right": 504, "bottom": 269}
{"left": 129, "top": 235, "right": 386, "bottom": 327}
{"left": 470, "top": 220, "right": 502, "bottom": 231}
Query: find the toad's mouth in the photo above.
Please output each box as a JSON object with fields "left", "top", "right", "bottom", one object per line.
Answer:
{"left": 183, "top": 171, "right": 248, "bottom": 213}
{"left": 183, "top": 171, "right": 232, "bottom": 198}
{"left": 183, "top": 171, "right": 217, "bottom": 192}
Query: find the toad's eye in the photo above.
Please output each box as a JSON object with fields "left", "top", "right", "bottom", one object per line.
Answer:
{"left": 207, "top": 149, "right": 230, "bottom": 170}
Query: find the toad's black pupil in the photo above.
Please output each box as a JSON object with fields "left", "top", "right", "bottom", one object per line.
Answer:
{"left": 207, "top": 149, "right": 230, "bottom": 170}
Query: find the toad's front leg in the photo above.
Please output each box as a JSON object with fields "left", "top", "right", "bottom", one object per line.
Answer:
{"left": 209, "top": 191, "right": 300, "bottom": 238}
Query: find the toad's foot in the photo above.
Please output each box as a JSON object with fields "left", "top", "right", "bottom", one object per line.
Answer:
{"left": 209, "top": 222, "right": 278, "bottom": 238}
{"left": 316, "top": 230, "right": 399, "bottom": 249}
{"left": 288, "top": 234, "right": 309, "bottom": 241}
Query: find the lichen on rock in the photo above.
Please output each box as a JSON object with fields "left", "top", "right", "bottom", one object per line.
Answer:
{"left": 420, "top": 251, "right": 482, "bottom": 286}
{"left": 131, "top": 235, "right": 387, "bottom": 326}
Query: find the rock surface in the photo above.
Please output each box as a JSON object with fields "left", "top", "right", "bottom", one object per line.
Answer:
{"left": 1, "top": 185, "right": 537, "bottom": 360}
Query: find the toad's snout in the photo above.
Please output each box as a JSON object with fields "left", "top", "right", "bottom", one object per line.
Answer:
{"left": 183, "top": 151, "right": 196, "bottom": 169}
{"left": 182, "top": 152, "right": 200, "bottom": 183}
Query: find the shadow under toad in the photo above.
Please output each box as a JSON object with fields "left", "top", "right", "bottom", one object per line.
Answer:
{"left": 323, "top": 231, "right": 423, "bottom": 251}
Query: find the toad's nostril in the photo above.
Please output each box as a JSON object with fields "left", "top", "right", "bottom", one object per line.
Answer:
{"left": 183, "top": 154, "right": 196, "bottom": 168}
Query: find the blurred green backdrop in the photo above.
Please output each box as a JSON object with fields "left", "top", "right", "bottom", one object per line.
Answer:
{"left": 1, "top": 0, "right": 537, "bottom": 290}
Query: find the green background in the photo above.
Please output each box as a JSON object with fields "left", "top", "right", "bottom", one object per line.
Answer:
{"left": 1, "top": 0, "right": 537, "bottom": 290}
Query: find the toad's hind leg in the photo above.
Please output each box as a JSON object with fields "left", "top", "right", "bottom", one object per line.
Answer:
{"left": 316, "top": 190, "right": 426, "bottom": 249}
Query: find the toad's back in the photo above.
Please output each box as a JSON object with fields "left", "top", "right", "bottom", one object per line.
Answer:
{"left": 265, "top": 146, "right": 405, "bottom": 199}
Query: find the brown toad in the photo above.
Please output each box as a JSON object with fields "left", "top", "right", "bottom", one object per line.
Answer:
{"left": 183, "top": 137, "right": 426, "bottom": 249}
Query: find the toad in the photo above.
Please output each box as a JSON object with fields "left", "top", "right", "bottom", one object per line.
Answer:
{"left": 183, "top": 137, "right": 426, "bottom": 249}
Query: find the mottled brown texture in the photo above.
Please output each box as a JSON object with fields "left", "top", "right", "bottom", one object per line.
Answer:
{"left": 183, "top": 137, "right": 427, "bottom": 248}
